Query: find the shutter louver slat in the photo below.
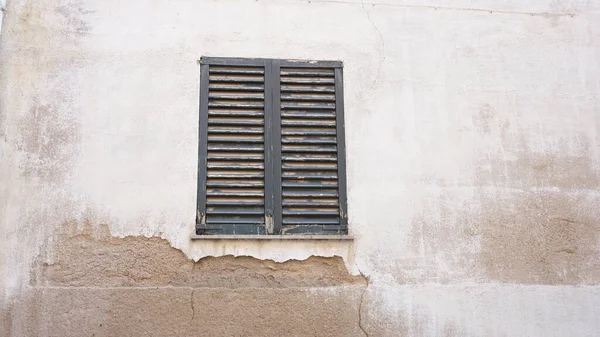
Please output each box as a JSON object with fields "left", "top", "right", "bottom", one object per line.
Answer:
{"left": 204, "top": 65, "right": 266, "bottom": 233}
{"left": 281, "top": 112, "right": 336, "bottom": 119}
{"left": 280, "top": 67, "right": 342, "bottom": 232}
{"left": 209, "top": 85, "right": 265, "bottom": 92}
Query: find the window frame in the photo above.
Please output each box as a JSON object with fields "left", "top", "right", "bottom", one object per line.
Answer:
{"left": 196, "top": 56, "right": 348, "bottom": 236}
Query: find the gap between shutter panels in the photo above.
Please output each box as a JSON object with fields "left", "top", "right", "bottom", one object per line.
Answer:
{"left": 279, "top": 67, "right": 343, "bottom": 233}
{"left": 205, "top": 64, "right": 266, "bottom": 234}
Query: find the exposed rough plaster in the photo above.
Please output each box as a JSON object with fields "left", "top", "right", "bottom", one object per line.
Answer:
{"left": 30, "top": 221, "right": 366, "bottom": 288}
{"left": 4, "top": 285, "right": 368, "bottom": 337}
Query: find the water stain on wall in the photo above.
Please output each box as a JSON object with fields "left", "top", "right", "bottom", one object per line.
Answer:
{"left": 15, "top": 104, "right": 79, "bottom": 182}
{"left": 405, "top": 188, "right": 600, "bottom": 285}
{"left": 480, "top": 189, "right": 600, "bottom": 284}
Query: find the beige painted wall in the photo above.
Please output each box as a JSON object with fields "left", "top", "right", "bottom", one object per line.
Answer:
{"left": 1, "top": 0, "right": 599, "bottom": 335}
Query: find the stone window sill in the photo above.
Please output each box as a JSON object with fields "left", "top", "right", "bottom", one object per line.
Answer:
{"left": 190, "top": 235, "right": 354, "bottom": 241}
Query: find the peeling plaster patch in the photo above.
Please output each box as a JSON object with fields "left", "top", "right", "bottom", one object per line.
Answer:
{"left": 186, "top": 237, "right": 359, "bottom": 274}
{"left": 31, "top": 221, "right": 365, "bottom": 288}
{"left": 67, "top": 212, "right": 360, "bottom": 275}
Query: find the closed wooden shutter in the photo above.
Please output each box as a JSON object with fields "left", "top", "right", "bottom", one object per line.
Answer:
{"left": 275, "top": 64, "right": 347, "bottom": 234}
{"left": 197, "top": 59, "right": 268, "bottom": 234}
{"left": 197, "top": 57, "right": 347, "bottom": 236}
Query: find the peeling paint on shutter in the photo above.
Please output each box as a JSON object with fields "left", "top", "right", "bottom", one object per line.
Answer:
{"left": 278, "top": 66, "right": 348, "bottom": 235}
{"left": 197, "top": 60, "right": 267, "bottom": 234}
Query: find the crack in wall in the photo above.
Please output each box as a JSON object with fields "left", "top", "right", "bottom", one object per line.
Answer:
{"left": 286, "top": 0, "right": 578, "bottom": 17}
{"left": 358, "top": 271, "right": 370, "bottom": 337}
{"left": 360, "top": 0, "right": 385, "bottom": 90}
{"left": 190, "top": 289, "right": 196, "bottom": 322}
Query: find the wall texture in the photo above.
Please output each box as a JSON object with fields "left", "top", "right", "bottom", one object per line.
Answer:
{"left": 1, "top": 0, "right": 599, "bottom": 336}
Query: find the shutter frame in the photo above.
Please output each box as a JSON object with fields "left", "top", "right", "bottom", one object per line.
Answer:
{"left": 334, "top": 67, "right": 348, "bottom": 231}
{"left": 197, "top": 57, "right": 347, "bottom": 236}
{"left": 196, "top": 63, "right": 209, "bottom": 232}
{"left": 264, "top": 60, "right": 281, "bottom": 234}
{"left": 269, "top": 60, "right": 284, "bottom": 235}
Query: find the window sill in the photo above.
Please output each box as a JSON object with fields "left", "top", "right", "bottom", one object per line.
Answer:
{"left": 190, "top": 235, "right": 354, "bottom": 241}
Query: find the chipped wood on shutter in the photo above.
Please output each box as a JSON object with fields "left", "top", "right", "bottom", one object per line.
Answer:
{"left": 197, "top": 61, "right": 267, "bottom": 234}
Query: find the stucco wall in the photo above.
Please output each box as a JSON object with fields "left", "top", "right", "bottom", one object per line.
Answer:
{"left": 1, "top": 0, "right": 599, "bottom": 336}
{"left": 0, "top": 1, "right": 5, "bottom": 40}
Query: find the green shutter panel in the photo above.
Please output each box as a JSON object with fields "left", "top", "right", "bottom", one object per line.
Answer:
{"left": 197, "top": 60, "right": 268, "bottom": 235}
{"left": 277, "top": 65, "right": 348, "bottom": 235}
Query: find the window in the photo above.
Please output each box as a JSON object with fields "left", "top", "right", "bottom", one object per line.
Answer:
{"left": 196, "top": 57, "right": 348, "bottom": 236}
